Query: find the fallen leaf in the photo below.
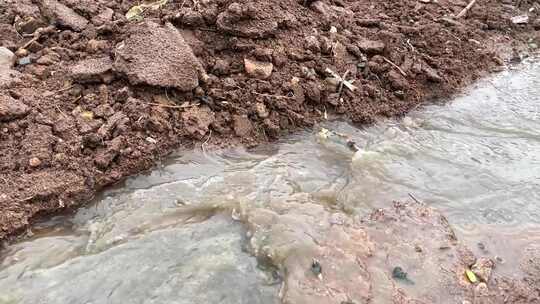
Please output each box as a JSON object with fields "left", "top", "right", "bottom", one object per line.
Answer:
{"left": 465, "top": 269, "right": 478, "bottom": 284}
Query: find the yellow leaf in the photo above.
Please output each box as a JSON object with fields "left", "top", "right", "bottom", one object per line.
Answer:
{"left": 465, "top": 270, "right": 477, "bottom": 283}
{"left": 81, "top": 111, "right": 94, "bottom": 120}
{"left": 126, "top": 5, "right": 144, "bottom": 21}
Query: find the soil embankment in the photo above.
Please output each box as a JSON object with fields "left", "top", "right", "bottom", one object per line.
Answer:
{"left": 0, "top": 0, "right": 538, "bottom": 240}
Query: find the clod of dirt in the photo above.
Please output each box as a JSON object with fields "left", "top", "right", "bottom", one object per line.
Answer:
{"left": 41, "top": 0, "right": 89, "bottom": 32}
{"left": 233, "top": 115, "right": 253, "bottom": 137}
{"left": 244, "top": 58, "right": 273, "bottom": 79}
{"left": 423, "top": 63, "right": 443, "bottom": 83}
{"left": 357, "top": 39, "right": 386, "bottom": 54}
{"left": 0, "top": 94, "right": 30, "bottom": 122}
{"left": 0, "top": 69, "right": 22, "bottom": 89}
{"left": 471, "top": 257, "right": 495, "bottom": 283}
{"left": 0, "top": 47, "right": 15, "bottom": 68}
{"left": 71, "top": 57, "right": 114, "bottom": 83}
{"left": 181, "top": 106, "right": 215, "bottom": 139}
{"left": 94, "top": 136, "right": 125, "bottom": 169}
{"left": 114, "top": 21, "right": 202, "bottom": 92}
{"left": 388, "top": 70, "right": 409, "bottom": 90}
{"left": 216, "top": 3, "right": 278, "bottom": 38}
{"left": 91, "top": 7, "right": 114, "bottom": 26}
{"left": 305, "top": 35, "right": 321, "bottom": 53}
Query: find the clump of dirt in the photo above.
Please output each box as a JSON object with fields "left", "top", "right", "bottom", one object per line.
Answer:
{"left": 0, "top": 0, "right": 538, "bottom": 241}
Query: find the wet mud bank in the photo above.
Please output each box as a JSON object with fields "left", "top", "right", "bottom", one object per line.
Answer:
{"left": 0, "top": 0, "right": 539, "bottom": 240}
{"left": 238, "top": 201, "right": 540, "bottom": 303}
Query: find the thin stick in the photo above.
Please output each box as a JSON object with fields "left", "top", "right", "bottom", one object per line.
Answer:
{"left": 56, "top": 85, "right": 74, "bottom": 93}
{"left": 144, "top": 102, "right": 197, "bottom": 109}
{"left": 251, "top": 91, "right": 295, "bottom": 99}
{"left": 382, "top": 56, "right": 407, "bottom": 76}
{"left": 408, "top": 193, "right": 421, "bottom": 204}
{"left": 337, "top": 70, "right": 351, "bottom": 97}
{"left": 202, "top": 129, "right": 212, "bottom": 153}
{"left": 456, "top": 0, "right": 477, "bottom": 19}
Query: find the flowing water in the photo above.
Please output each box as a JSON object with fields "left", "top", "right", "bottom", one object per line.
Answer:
{"left": 1, "top": 62, "right": 540, "bottom": 303}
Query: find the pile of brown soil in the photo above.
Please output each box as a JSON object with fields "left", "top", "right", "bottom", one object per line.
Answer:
{"left": 0, "top": 0, "right": 538, "bottom": 241}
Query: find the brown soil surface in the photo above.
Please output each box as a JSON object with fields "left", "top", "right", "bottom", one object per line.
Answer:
{"left": 0, "top": 0, "right": 538, "bottom": 242}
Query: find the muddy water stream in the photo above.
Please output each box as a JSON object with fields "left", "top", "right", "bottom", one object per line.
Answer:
{"left": 1, "top": 62, "right": 540, "bottom": 303}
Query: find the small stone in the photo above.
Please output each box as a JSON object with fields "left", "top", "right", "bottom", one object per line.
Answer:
{"left": 15, "top": 48, "right": 29, "bottom": 58}
{"left": 0, "top": 47, "right": 15, "bottom": 68}
{"left": 255, "top": 102, "right": 269, "bottom": 118}
{"left": 29, "top": 157, "right": 42, "bottom": 167}
{"left": 306, "top": 35, "right": 321, "bottom": 53}
{"left": 244, "top": 58, "right": 273, "bottom": 79}
{"left": 357, "top": 39, "right": 385, "bottom": 54}
{"left": 87, "top": 39, "right": 108, "bottom": 53}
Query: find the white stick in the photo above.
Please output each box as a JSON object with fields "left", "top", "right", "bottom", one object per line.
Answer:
{"left": 456, "top": 0, "right": 478, "bottom": 19}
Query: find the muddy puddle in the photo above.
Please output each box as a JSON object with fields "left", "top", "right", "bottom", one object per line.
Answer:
{"left": 1, "top": 62, "right": 540, "bottom": 303}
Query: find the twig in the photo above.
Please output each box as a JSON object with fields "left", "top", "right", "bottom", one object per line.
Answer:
{"left": 408, "top": 193, "right": 421, "bottom": 204}
{"left": 325, "top": 68, "right": 357, "bottom": 92}
{"left": 382, "top": 56, "right": 407, "bottom": 76}
{"left": 406, "top": 39, "right": 416, "bottom": 53}
{"left": 56, "top": 85, "right": 73, "bottom": 93}
{"left": 251, "top": 91, "right": 295, "bottom": 99}
{"left": 456, "top": 0, "right": 477, "bottom": 19}
{"left": 55, "top": 104, "right": 67, "bottom": 119}
{"left": 337, "top": 70, "right": 351, "bottom": 97}
{"left": 201, "top": 129, "right": 212, "bottom": 153}
{"left": 144, "top": 102, "right": 197, "bottom": 109}
{"left": 21, "top": 25, "right": 55, "bottom": 49}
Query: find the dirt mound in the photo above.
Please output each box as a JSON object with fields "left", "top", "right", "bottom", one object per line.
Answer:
{"left": 0, "top": 0, "right": 538, "bottom": 240}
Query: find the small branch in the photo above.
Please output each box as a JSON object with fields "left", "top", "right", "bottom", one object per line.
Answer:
{"left": 144, "top": 102, "right": 198, "bottom": 109}
{"left": 382, "top": 56, "right": 407, "bottom": 77}
{"left": 408, "top": 193, "right": 421, "bottom": 204}
{"left": 456, "top": 0, "right": 477, "bottom": 19}
{"left": 251, "top": 91, "right": 295, "bottom": 99}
